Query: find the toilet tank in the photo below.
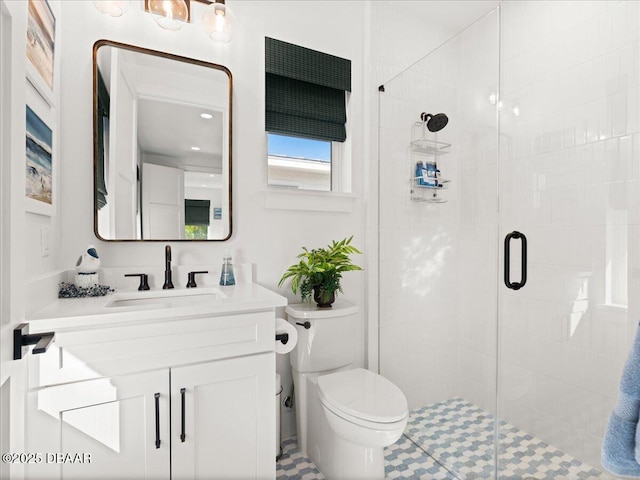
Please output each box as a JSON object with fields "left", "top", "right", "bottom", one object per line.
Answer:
{"left": 287, "top": 300, "right": 358, "bottom": 373}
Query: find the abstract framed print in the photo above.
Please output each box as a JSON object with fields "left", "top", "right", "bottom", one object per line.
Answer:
{"left": 25, "top": 0, "right": 56, "bottom": 105}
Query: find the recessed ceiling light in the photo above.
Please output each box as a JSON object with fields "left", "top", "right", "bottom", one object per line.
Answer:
{"left": 191, "top": 146, "right": 201, "bottom": 151}
{"left": 200, "top": 113, "right": 213, "bottom": 119}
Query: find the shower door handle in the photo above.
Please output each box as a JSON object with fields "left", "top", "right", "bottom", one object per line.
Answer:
{"left": 504, "top": 231, "right": 527, "bottom": 290}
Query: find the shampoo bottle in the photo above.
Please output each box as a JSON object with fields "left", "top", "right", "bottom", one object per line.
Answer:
{"left": 415, "top": 161, "right": 426, "bottom": 186}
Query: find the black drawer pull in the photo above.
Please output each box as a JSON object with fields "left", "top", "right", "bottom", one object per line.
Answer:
{"left": 154, "top": 393, "right": 161, "bottom": 449}
{"left": 180, "top": 388, "right": 186, "bottom": 442}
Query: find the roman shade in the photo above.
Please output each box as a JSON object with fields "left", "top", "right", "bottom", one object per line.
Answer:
{"left": 265, "top": 37, "right": 351, "bottom": 143}
{"left": 185, "top": 199, "right": 211, "bottom": 226}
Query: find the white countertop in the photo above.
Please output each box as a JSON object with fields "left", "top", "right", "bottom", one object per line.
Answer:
{"left": 28, "top": 283, "right": 287, "bottom": 333}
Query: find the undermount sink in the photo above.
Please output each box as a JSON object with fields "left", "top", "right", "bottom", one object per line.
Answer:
{"left": 106, "top": 287, "right": 227, "bottom": 309}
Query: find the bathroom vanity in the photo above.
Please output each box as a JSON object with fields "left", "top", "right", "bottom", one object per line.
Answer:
{"left": 22, "top": 283, "right": 286, "bottom": 479}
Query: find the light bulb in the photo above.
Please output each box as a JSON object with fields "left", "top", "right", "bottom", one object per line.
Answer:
{"left": 94, "top": 0, "right": 131, "bottom": 17}
{"left": 202, "top": 1, "right": 235, "bottom": 43}
{"left": 147, "top": 0, "right": 189, "bottom": 31}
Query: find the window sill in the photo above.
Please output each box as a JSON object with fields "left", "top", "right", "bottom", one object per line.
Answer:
{"left": 263, "top": 188, "right": 356, "bottom": 213}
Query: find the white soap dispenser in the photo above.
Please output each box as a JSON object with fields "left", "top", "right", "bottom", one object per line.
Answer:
{"left": 219, "top": 250, "right": 236, "bottom": 286}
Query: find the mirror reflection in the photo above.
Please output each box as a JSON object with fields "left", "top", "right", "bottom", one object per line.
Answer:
{"left": 93, "top": 40, "right": 232, "bottom": 241}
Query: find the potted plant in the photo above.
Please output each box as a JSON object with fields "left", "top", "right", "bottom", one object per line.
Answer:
{"left": 278, "top": 236, "right": 363, "bottom": 308}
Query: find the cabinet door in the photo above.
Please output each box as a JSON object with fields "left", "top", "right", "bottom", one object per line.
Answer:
{"left": 26, "top": 370, "right": 169, "bottom": 479}
{"left": 171, "top": 353, "right": 275, "bottom": 480}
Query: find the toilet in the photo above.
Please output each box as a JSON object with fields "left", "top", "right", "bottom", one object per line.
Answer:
{"left": 287, "top": 300, "right": 408, "bottom": 480}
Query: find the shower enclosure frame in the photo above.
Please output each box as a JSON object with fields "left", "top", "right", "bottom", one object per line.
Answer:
{"left": 376, "top": 2, "right": 639, "bottom": 478}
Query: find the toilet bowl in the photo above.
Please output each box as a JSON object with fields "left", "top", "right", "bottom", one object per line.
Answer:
{"left": 287, "top": 301, "right": 408, "bottom": 480}
{"left": 317, "top": 368, "right": 408, "bottom": 448}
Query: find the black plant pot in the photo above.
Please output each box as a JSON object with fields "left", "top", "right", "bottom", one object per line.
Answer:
{"left": 313, "top": 288, "right": 335, "bottom": 308}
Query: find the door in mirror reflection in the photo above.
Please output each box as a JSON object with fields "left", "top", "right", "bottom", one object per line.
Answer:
{"left": 93, "top": 40, "right": 232, "bottom": 241}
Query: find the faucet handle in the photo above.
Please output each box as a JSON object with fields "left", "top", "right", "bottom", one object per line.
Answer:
{"left": 125, "top": 273, "right": 150, "bottom": 291}
{"left": 186, "top": 271, "right": 208, "bottom": 288}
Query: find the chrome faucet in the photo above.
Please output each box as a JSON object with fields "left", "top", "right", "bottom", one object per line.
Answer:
{"left": 163, "top": 245, "right": 174, "bottom": 289}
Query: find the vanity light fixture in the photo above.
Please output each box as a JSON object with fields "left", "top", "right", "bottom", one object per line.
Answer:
{"left": 202, "top": 0, "right": 235, "bottom": 43}
{"left": 191, "top": 146, "right": 201, "bottom": 151}
{"left": 94, "top": 0, "right": 131, "bottom": 17}
{"left": 95, "top": 0, "right": 235, "bottom": 42}
{"left": 145, "top": 0, "right": 190, "bottom": 31}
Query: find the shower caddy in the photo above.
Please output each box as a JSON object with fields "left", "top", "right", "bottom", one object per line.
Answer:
{"left": 409, "top": 118, "right": 450, "bottom": 203}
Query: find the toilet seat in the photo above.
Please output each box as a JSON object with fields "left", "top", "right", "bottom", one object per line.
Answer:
{"left": 317, "top": 368, "right": 408, "bottom": 428}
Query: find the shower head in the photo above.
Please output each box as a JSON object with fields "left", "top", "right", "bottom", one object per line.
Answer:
{"left": 420, "top": 112, "right": 449, "bottom": 132}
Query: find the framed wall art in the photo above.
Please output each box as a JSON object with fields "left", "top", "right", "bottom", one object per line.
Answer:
{"left": 25, "top": 87, "right": 56, "bottom": 216}
{"left": 25, "top": 0, "right": 56, "bottom": 105}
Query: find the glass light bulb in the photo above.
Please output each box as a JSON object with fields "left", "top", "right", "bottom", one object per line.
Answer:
{"left": 148, "top": 0, "right": 189, "bottom": 31}
{"left": 202, "top": 1, "right": 235, "bottom": 43}
{"left": 94, "top": 0, "right": 131, "bottom": 17}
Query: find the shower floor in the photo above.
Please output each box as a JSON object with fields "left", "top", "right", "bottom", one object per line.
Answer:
{"left": 277, "top": 397, "right": 610, "bottom": 480}
{"left": 406, "top": 397, "right": 608, "bottom": 479}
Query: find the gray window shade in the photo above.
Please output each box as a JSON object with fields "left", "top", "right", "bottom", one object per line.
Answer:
{"left": 265, "top": 37, "right": 351, "bottom": 143}
{"left": 185, "top": 199, "right": 211, "bottom": 226}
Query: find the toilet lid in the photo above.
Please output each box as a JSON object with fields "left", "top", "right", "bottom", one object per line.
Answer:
{"left": 317, "top": 368, "right": 408, "bottom": 424}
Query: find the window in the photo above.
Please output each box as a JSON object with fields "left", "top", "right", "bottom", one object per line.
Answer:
{"left": 184, "top": 199, "right": 210, "bottom": 239}
{"left": 267, "top": 133, "right": 331, "bottom": 191}
{"left": 265, "top": 37, "right": 350, "bottom": 192}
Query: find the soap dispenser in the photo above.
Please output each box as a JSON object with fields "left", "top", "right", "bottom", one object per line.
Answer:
{"left": 219, "top": 251, "right": 236, "bottom": 286}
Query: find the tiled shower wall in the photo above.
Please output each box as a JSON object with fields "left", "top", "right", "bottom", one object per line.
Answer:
{"left": 367, "top": 2, "right": 454, "bottom": 375}
{"left": 378, "top": 9, "right": 500, "bottom": 411}
{"left": 497, "top": 0, "right": 640, "bottom": 469}
{"left": 378, "top": 36, "right": 463, "bottom": 408}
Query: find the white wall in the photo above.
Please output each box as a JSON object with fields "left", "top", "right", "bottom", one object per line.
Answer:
{"left": 23, "top": 0, "right": 62, "bottom": 284}
{"left": 57, "top": 0, "right": 367, "bottom": 439}
{"left": 1, "top": 0, "right": 64, "bottom": 472}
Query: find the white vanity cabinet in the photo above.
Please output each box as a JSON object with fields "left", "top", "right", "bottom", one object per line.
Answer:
{"left": 26, "top": 369, "right": 171, "bottom": 479}
{"left": 24, "top": 294, "right": 283, "bottom": 480}
{"left": 171, "top": 354, "right": 273, "bottom": 479}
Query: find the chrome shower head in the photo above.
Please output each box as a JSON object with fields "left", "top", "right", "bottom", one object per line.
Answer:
{"left": 420, "top": 112, "right": 449, "bottom": 132}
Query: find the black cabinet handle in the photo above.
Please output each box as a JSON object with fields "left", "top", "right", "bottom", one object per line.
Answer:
{"left": 154, "top": 393, "right": 161, "bottom": 449}
{"left": 180, "top": 388, "right": 186, "bottom": 442}
{"left": 504, "top": 231, "right": 527, "bottom": 290}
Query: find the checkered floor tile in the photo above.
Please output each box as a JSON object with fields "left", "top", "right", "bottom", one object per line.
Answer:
{"left": 276, "top": 434, "right": 456, "bottom": 480}
{"left": 276, "top": 397, "right": 609, "bottom": 480}
{"left": 406, "top": 398, "right": 609, "bottom": 480}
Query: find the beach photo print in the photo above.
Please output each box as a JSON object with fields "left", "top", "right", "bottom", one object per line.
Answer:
{"left": 25, "top": 104, "right": 54, "bottom": 214}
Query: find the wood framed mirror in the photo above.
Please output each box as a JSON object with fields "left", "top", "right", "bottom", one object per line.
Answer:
{"left": 93, "top": 40, "right": 232, "bottom": 241}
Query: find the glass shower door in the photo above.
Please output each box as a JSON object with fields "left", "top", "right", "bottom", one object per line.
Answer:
{"left": 377, "top": 7, "right": 501, "bottom": 479}
{"left": 497, "top": 1, "right": 640, "bottom": 477}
